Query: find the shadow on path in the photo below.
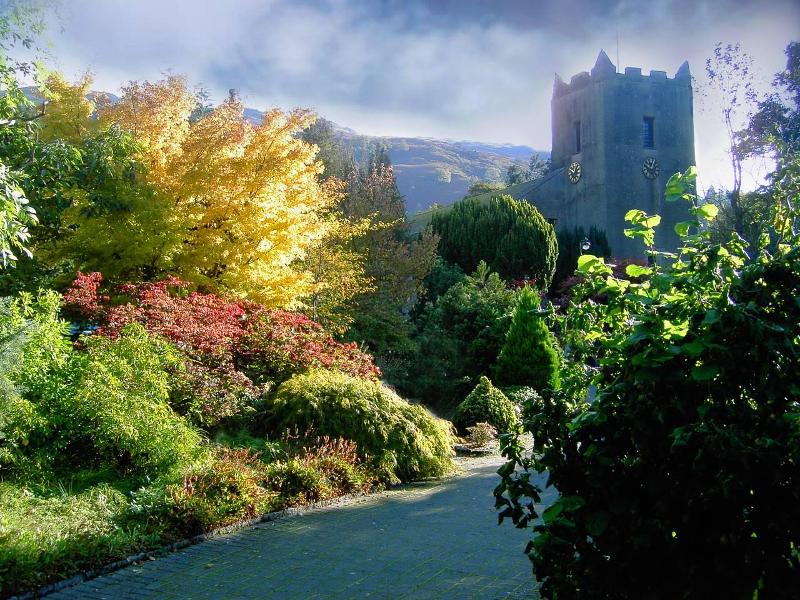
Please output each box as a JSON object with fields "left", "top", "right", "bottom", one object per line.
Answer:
{"left": 49, "top": 457, "right": 553, "bottom": 600}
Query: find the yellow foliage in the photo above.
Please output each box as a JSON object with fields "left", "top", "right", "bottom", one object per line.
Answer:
{"left": 303, "top": 177, "right": 377, "bottom": 332}
{"left": 40, "top": 72, "right": 97, "bottom": 143}
{"left": 99, "top": 75, "right": 194, "bottom": 184}
{"left": 99, "top": 78, "right": 340, "bottom": 306}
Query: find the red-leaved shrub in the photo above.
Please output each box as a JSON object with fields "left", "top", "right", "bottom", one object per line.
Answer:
{"left": 170, "top": 361, "right": 262, "bottom": 428}
{"left": 63, "top": 273, "right": 380, "bottom": 387}
{"left": 237, "top": 310, "right": 380, "bottom": 383}
{"left": 62, "top": 271, "right": 109, "bottom": 321}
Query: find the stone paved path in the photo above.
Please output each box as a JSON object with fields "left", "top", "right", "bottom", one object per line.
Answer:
{"left": 48, "top": 457, "right": 554, "bottom": 600}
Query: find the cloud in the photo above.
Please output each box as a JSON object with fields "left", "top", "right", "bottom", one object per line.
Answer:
{"left": 44, "top": 0, "right": 800, "bottom": 190}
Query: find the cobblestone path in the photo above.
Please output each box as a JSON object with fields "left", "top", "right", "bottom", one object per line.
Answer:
{"left": 49, "top": 457, "right": 554, "bottom": 600}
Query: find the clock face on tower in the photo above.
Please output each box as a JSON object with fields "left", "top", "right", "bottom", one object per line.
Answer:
{"left": 643, "top": 157, "right": 660, "bottom": 179}
{"left": 567, "top": 161, "right": 582, "bottom": 184}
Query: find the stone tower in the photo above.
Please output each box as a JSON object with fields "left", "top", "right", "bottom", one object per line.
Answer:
{"left": 513, "top": 50, "right": 695, "bottom": 256}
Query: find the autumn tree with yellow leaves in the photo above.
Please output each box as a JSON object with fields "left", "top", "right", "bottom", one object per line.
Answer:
{"left": 31, "top": 74, "right": 357, "bottom": 308}
{"left": 98, "top": 77, "right": 341, "bottom": 306}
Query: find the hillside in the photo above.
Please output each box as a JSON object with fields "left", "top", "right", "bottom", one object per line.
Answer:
{"left": 360, "top": 136, "right": 545, "bottom": 214}
{"left": 244, "top": 107, "right": 546, "bottom": 214}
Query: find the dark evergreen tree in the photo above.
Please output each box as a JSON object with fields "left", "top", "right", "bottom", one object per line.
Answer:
{"left": 300, "top": 117, "right": 356, "bottom": 180}
{"left": 406, "top": 262, "right": 516, "bottom": 407}
{"left": 430, "top": 195, "right": 557, "bottom": 288}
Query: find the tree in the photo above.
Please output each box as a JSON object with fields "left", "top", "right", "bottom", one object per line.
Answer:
{"left": 0, "top": 2, "right": 45, "bottom": 271}
{"left": 407, "top": 262, "right": 516, "bottom": 406}
{"left": 96, "top": 76, "right": 338, "bottom": 306}
{"left": 495, "top": 165, "right": 800, "bottom": 599}
{"left": 494, "top": 286, "right": 560, "bottom": 390}
{"left": 465, "top": 181, "right": 505, "bottom": 198}
{"left": 739, "top": 41, "right": 799, "bottom": 162}
{"left": 0, "top": 74, "right": 180, "bottom": 288}
{"left": 505, "top": 163, "right": 527, "bottom": 186}
{"left": 709, "top": 41, "right": 799, "bottom": 248}
{"left": 431, "top": 194, "right": 557, "bottom": 288}
{"left": 300, "top": 117, "right": 355, "bottom": 181}
{"left": 527, "top": 154, "right": 550, "bottom": 182}
{"left": 0, "top": 165, "right": 36, "bottom": 268}
{"left": 301, "top": 197, "right": 374, "bottom": 334}
{"left": 704, "top": 43, "right": 759, "bottom": 235}
{"left": 340, "top": 154, "right": 438, "bottom": 378}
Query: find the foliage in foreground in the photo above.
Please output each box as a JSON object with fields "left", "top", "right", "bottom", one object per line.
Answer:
{"left": 452, "top": 376, "right": 518, "bottom": 434}
{"left": 269, "top": 369, "right": 456, "bottom": 483}
{"left": 495, "top": 164, "right": 800, "bottom": 599}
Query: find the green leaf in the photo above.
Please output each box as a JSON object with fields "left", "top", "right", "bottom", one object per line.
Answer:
{"left": 559, "top": 495, "right": 586, "bottom": 512}
{"left": 576, "top": 254, "right": 600, "bottom": 273}
{"left": 542, "top": 502, "right": 563, "bottom": 524}
{"left": 681, "top": 339, "right": 706, "bottom": 357}
{"left": 625, "top": 264, "right": 653, "bottom": 278}
{"left": 695, "top": 203, "right": 719, "bottom": 220}
{"left": 624, "top": 209, "right": 646, "bottom": 223}
{"left": 663, "top": 319, "right": 689, "bottom": 340}
{"left": 643, "top": 215, "right": 662, "bottom": 228}
{"left": 674, "top": 220, "right": 696, "bottom": 237}
{"left": 691, "top": 364, "right": 719, "bottom": 381}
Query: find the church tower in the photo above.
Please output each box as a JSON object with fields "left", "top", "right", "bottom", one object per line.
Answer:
{"left": 515, "top": 51, "right": 695, "bottom": 256}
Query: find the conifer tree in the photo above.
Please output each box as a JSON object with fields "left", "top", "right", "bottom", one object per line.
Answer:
{"left": 430, "top": 194, "right": 556, "bottom": 288}
{"left": 494, "top": 286, "right": 561, "bottom": 390}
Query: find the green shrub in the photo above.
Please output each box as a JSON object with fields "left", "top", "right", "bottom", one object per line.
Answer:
{"left": 43, "top": 324, "right": 203, "bottom": 472}
{"left": 494, "top": 286, "right": 561, "bottom": 390}
{"left": 265, "top": 458, "right": 331, "bottom": 506}
{"left": 431, "top": 194, "right": 557, "bottom": 288}
{"left": 0, "top": 291, "right": 71, "bottom": 474}
{"left": 501, "top": 386, "right": 541, "bottom": 408}
{"left": 407, "top": 262, "right": 516, "bottom": 406}
{"left": 453, "top": 376, "right": 518, "bottom": 434}
{"left": 264, "top": 436, "right": 370, "bottom": 505}
{"left": 162, "top": 448, "right": 272, "bottom": 535}
{"left": 269, "top": 369, "right": 455, "bottom": 483}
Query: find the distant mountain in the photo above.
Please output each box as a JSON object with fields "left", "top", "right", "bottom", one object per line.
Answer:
{"left": 243, "top": 108, "right": 546, "bottom": 214}
{"left": 357, "top": 135, "right": 546, "bottom": 214}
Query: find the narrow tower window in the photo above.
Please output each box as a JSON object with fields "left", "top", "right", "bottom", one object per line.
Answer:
{"left": 642, "top": 117, "right": 655, "bottom": 148}
{"left": 575, "top": 121, "right": 581, "bottom": 153}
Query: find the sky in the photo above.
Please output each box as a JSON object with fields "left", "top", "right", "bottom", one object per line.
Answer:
{"left": 37, "top": 0, "right": 800, "bottom": 192}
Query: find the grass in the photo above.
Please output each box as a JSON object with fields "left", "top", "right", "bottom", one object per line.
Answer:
{"left": 0, "top": 431, "right": 391, "bottom": 598}
{"left": 0, "top": 480, "right": 164, "bottom": 597}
